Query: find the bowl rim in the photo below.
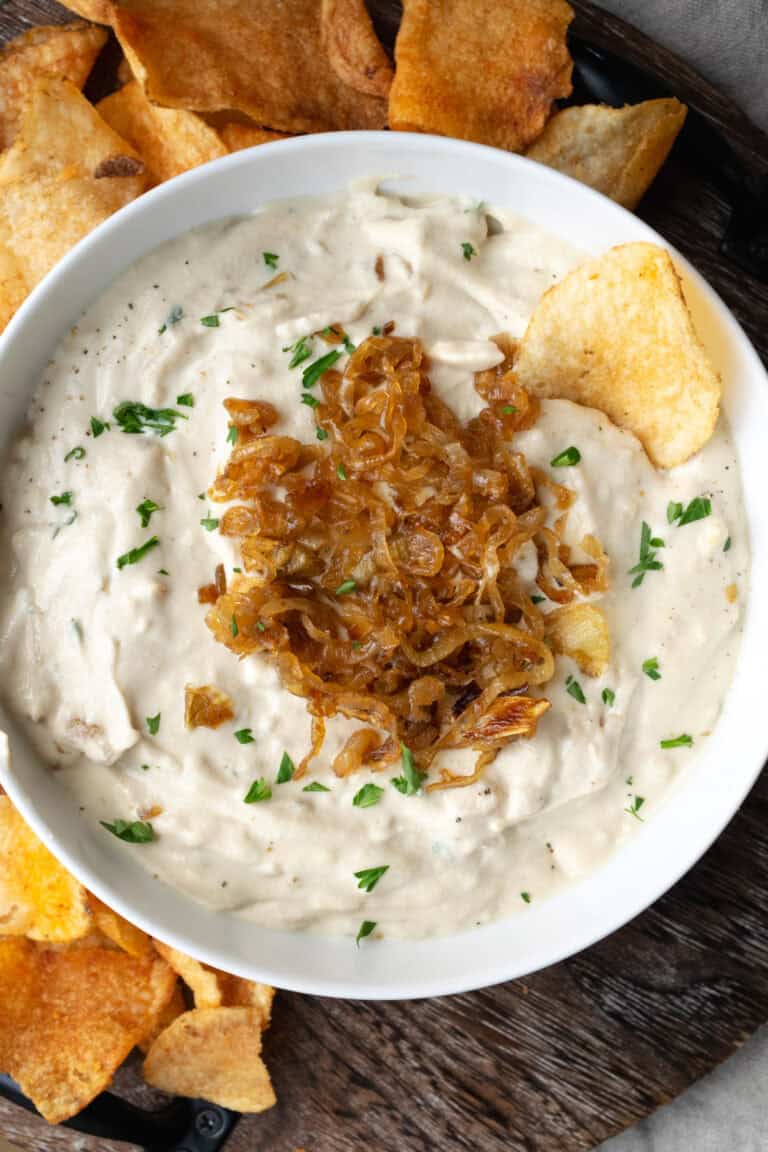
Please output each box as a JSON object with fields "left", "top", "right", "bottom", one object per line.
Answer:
{"left": 1, "top": 130, "right": 767, "bottom": 1000}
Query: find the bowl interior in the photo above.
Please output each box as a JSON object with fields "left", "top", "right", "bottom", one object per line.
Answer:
{"left": 1, "top": 132, "right": 767, "bottom": 999}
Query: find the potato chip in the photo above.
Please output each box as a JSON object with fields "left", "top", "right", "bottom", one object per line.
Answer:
{"left": 60, "top": 1, "right": 112, "bottom": 20}
{"left": 138, "top": 980, "right": 186, "bottom": 1054}
{"left": 0, "top": 78, "right": 147, "bottom": 291}
{"left": 321, "top": 0, "right": 393, "bottom": 98}
{"left": 389, "top": 0, "right": 573, "bottom": 152}
{"left": 0, "top": 22, "right": 107, "bottom": 149}
{"left": 216, "top": 120, "right": 288, "bottom": 152}
{"left": 0, "top": 796, "right": 91, "bottom": 942}
{"left": 89, "top": 895, "right": 152, "bottom": 956}
{"left": 0, "top": 938, "right": 176, "bottom": 1123}
{"left": 143, "top": 1008, "right": 276, "bottom": 1113}
{"left": 92, "top": 0, "right": 387, "bottom": 134}
{"left": 98, "top": 80, "right": 228, "bottom": 184}
{"left": 153, "top": 940, "right": 274, "bottom": 1027}
{"left": 514, "top": 243, "right": 721, "bottom": 468}
{"left": 526, "top": 99, "right": 687, "bottom": 210}
{"left": 0, "top": 237, "right": 27, "bottom": 334}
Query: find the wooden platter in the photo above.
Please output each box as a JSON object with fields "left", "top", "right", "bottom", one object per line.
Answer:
{"left": 0, "top": 2, "right": 767, "bottom": 1149}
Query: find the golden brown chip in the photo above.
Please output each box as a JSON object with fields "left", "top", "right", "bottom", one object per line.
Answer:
{"left": 526, "top": 99, "right": 687, "bottom": 209}
{"left": 0, "top": 796, "right": 91, "bottom": 943}
{"left": 0, "top": 237, "right": 27, "bottom": 334}
{"left": 0, "top": 78, "right": 147, "bottom": 291}
{"left": 389, "top": 0, "right": 573, "bottom": 151}
{"left": 153, "top": 941, "right": 274, "bottom": 1027}
{"left": 0, "top": 938, "right": 176, "bottom": 1123}
{"left": 514, "top": 243, "right": 721, "bottom": 468}
{"left": 321, "top": 0, "right": 394, "bottom": 98}
{"left": 217, "top": 120, "right": 289, "bottom": 152}
{"left": 545, "top": 602, "right": 610, "bottom": 677}
{"left": 98, "top": 80, "right": 228, "bottom": 184}
{"left": 138, "top": 980, "right": 186, "bottom": 1054}
{"left": 89, "top": 895, "right": 152, "bottom": 956}
{"left": 143, "top": 1008, "right": 276, "bottom": 1113}
{"left": 184, "top": 683, "right": 235, "bottom": 729}
{"left": 0, "top": 22, "right": 107, "bottom": 149}
{"left": 60, "top": 1, "right": 113, "bottom": 20}
{"left": 97, "top": 0, "right": 387, "bottom": 133}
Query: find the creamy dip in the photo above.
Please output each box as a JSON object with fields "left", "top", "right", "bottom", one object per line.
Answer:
{"left": 0, "top": 186, "right": 748, "bottom": 938}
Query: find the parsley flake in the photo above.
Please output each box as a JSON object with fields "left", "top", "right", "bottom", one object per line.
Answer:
{"left": 356, "top": 919, "right": 377, "bottom": 946}
{"left": 136, "top": 498, "right": 161, "bottom": 528}
{"left": 284, "top": 335, "right": 313, "bottom": 369}
{"left": 90, "top": 416, "right": 109, "bottom": 438}
{"left": 176, "top": 393, "right": 194, "bottom": 407}
{"left": 226, "top": 425, "right": 238, "bottom": 445}
{"left": 301, "top": 392, "right": 319, "bottom": 408}
{"left": 501, "top": 405, "right": 518, "bottom": 415}
{"left": 530, "top": 594, "right": 546, "bottom": 605}
{"left": 302, "top": 350, "right": 341, "bottom": 390}
{"left": 50, "top": 491, "right": 73, "bottom": 506}
{"left": 336, "top": 463, "right": 347, "bottom": 480}
{"left": 263, "top": 251, "right": 279, "bottom": 269}
{"left": 724, "top": 536, "right": 732, "bottom": 552}
{"left": 146, "top": 713, "right": 161, "bottom": 735}
{"left": 303, "top": 782, "right": 330, "bottom": 793}
{"left": 461, "top": 242, "right": 476, "bottom": 261}
{"left": 200, "top": 314, "right": 220, "bottom": 327}
{"left": 335, "top": 579, "right": 356, "bottom": 596}
{"left": 200, "top": 515, "right": 220, "bottom": 532}
{"left": 64, "top": 446, "right": 85, "bottom": 462}
{"left": 602, "top": 687, "right": 615, "bottom": 706}
{"left": 234, "top": 728, "right": 255, "bottom": 744}
{"left": 625, "top": 795, "right": 646, "bottom": 821}
{"left": 392, "top": 743, "right": 425, "bottom": 796}
{"left": 116, "top": 536, "right": 159, "bottom": 570}
{"left": 678, "top": 496, "right": 712, "bottom": 526}
{"left": 353, "top": 783, "right": 384, "bottom": 808}
{"left": 244, "top": 778, "right": 271, "bottom": 803}
{"left": 667, "top": 501, "right": 683, "bottom": 524}
{"left": 520, "top": 891, "right": 532, "bottom": 904}
{"left": 113, "top": 401, "right": 187, "bottom": 437}
{"left": 100, "top": 819, "right": 154, "bottom": 843}
{"left": 158, "top": 305, "right": 183, "bottom": 334}
{"left": 628, "top": 521, "right": 664, "bottom": 587}
{"left": 354, "top": 865, "right": 389, "bottom": 893}
{"left": 230, "top": 615, "right": 239, "bottom": 637}
{"left": 642, "top": 657, "right": 661, "bottom": 681}
{"left": 316, "top": 427, "right": 329, "bottom": 441}
{"left": 565, "top": 674, "right": 586, "bottom": 704}
{"left": 277, "top": 751, "right": 295, "bottom": 783}
{"left": 660, "top": 734, "right": 693, "bottom": 749}
{"left": 550, "top": 446, "right": 581, "bottom": 467}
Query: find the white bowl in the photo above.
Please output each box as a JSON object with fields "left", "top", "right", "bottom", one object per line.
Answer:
{"left": 1, "top": 132, "right": 767, "bottom": 1000}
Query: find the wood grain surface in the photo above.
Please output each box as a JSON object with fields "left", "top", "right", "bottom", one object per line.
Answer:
{"left": 0, "top": 2, "right": 767, "bottom": 1150}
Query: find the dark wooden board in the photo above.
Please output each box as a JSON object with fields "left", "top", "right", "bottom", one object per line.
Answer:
{"left": 1, "top": 2, "right": 767, "bottom": 1150}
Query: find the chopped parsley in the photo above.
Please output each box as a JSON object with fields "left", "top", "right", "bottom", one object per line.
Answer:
{"left": 550, "top": 446, "right": 581, "bottom": 467}
{"left": 276, "top": 751, "right": 295, "bottom": 783}
{"left": 678, "top": 496, "right": 712, "bottom": 526}
{"left": 263, "top": 251, "right": 279, "bottom": 269}
{"left": 660, "top": 734, "right": 693, "bottom": 749}
{"left": 256, "top": 620, "right": 266, "bottom": 632}
{"left": 146, "top": 713, "right": 161, "bottom": 735}
{"left": 200, "top": 515, "right": 220, "bottom": 531}
{"left": 336, "top": 463, "right": 348, "bottom": 480}
{"left": 356, "top": 919, "right": 377, "bottom": 946}
{"left": 116, "top": 536, "right": 159, "bottom": 570}
{"left": 100, "top": 819, "right": 154, "bottom": 843}
{"left": 136, "top": 498, "right": 161, "bottom": 528}
{"left": 530, "top": 594, "right": 546, "bottom": 605}
{"left": 372, "top": 326, "right": 382, "bottom": 336}
{"left": 667, "top": 501, "right": 683, "bottom": 524}
{"left": 158, "top": 305, "right": 183, "bottom": 334}
{"left": 642, "top": 657, "right": 661, "bottom": 681}
{"left": 301, "top": 392, "right": 319, "bottom": 408}
{"left": 352, "top": 783, "right": 384, "bottom": 808}
{"left": 113, "top": 401, "right": 187, "bottom": 437}
{"left": 565, "top": 674, "right": 586, "bottom": 704}
{"left": 50, "top": 491, "right": 73, "bottom": 506}
{"left": 64, "top": 446, "right": 85, "bottom": 462}
{"left": 461, "top": 242, "right": 476, "bottom": 261}
{"left": 226, "top": 425, "right": 239, "bottom": 445}
{"left": 335, "top": 579, "right": 356, "bottom": 596}
{"left": 392, "top": 743, "right": 425, "bottom": 796}
{"left": 71, "top": 618, "right": 84, "bottom": 641}
{"left": 302, "top": 349, "right": 341, "bottom": 390}
{"left": 230, "top": 614, "right": 239, "bottom": 637}
{"left": 90, "top": 416, "right": 109, "bottom": 438}
{"left": 234, "top": 728, "right": 255, "bottom": 744}
{"left": 354, "top": 865, "right": 389, "bottom": 893}
{"left": 343, "top": 335, "right": 356, "bottom": 355}
{"left": 244, "top": 777, "right": 271, "bottom": 803}
{"left": 157, "top": 568, "right": 169, "bottom": 576}
{"left": 233, "top": 566, "right": 242, "bottom": 574}
{"left": 176, "top": 393, "right": 194, "bottom": 407}
{"left": 316, "top": 427, "right": 329, "bottom": 441}
{"left": 501, "top": 405, "right": 518, "bottom": 415}
{"left": 200, "top": 314, "right": 220, "bottom": 327}
{"left": 284, "top": 335, "right": 313, "bottom": 369}
{"left": 602, "top": 687, "right": 615, "bottom": 706}
{"left": 628, "top": 521, "right": 664, "bottom": 588}
{"left": 724, "top": 536, "right": 732, "bottom": 552}
{"left": 520, "top": 891, "right": 532, "bottom": 904}
{"left": 624, "top": 795, "right": 645, "bottom": 821}
{"left": 303, "top": 782, "right": 330, "bottom": 793}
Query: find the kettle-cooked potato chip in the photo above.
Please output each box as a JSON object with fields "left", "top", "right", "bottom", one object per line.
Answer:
{"left": 515, "top": 242, "right": 721, "bottom": 468}
{"left": 0, "top": 796, "right": 91, "bottom": 942}
{"left": 143, "top": 1007, "right": 276, "bottom": 1113}
{"left": 526, "top": 99, "right": 687, "bottom": 209}
{"left": 79, "top": 0, "right": 388, "bottom": 134}
{"left": 389, "top": 0, "right": 573, "bottom": 152}
{"left": 98, "top": 80, "right": 228, "bottom": 184}
{"left": 0, "top": 938, "right": 176, "bottom": 1123}
{"left": 89, "top": 895, "right": 152, "bottom": 956}
{"left": 58, "top": 0, "right": 112, "bottom": 20}
{"left": 216, "top": 120, "right": 288, "bottom": 152}
{"left": 0, "top": 22, "right": 107, "bottom": 149}
{"left": 321, "top": 0, "right": 394, "bottom": 98}
{"left": 138, "top": 980, "right": 186, "bottom": 1053}
{"left": 0, "top": 238, "right": 27, "bottom": 333}
{"left": 0, "top": 78, "right": 147, "bottom": 291}
{"left": 153, "top": 939, "right": 274, "bottom": 1027}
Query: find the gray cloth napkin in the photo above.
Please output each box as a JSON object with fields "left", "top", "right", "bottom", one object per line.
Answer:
{"left": 596, "top": 3, "right": 768, "bottom": 1149}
